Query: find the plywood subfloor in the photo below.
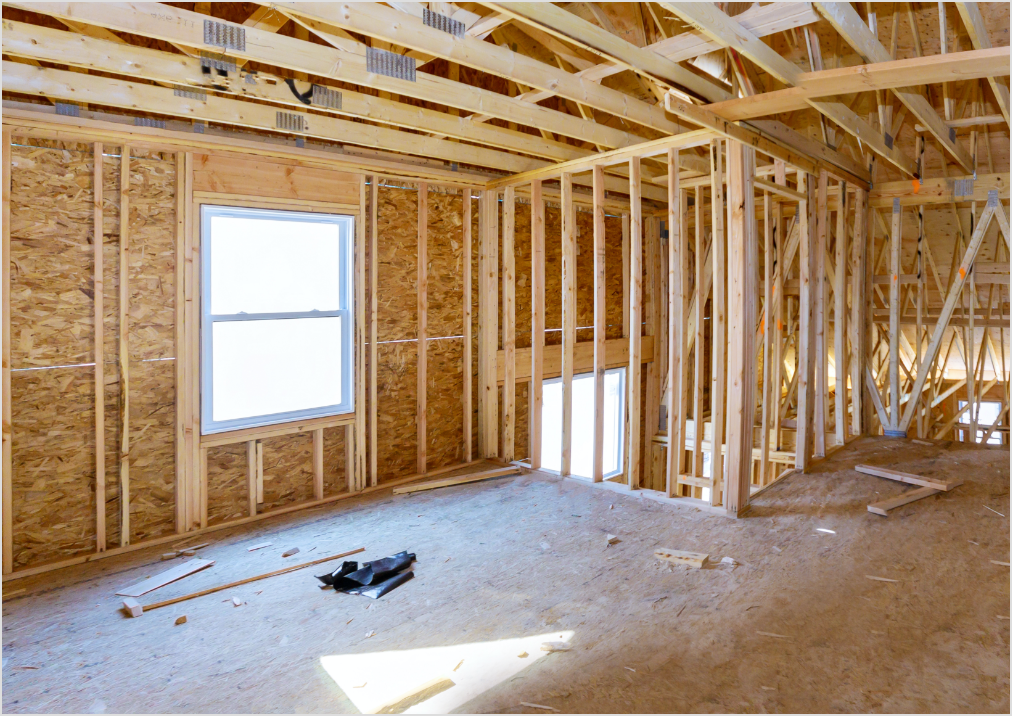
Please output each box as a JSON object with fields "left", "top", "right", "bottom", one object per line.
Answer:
{"left": 2, "top": 439, "right": 1009, "bottom": 713}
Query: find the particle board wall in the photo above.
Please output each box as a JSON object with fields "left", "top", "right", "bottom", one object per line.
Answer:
{"left": 8, "top": 140, "right": 98, "bottom": 568}
{"left": 206, "top": 443, "right": 247, "bottom": 526}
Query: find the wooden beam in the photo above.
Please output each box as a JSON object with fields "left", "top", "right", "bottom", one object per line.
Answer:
{"left": 660, "top": 2, "right": 801, "bottom": 86}
{"left": 173, "top": 151, "right": 186, "bottom": 533}
{"left": 561, "top": 173, "right": 576, "bottom": 476}
{"left": 851, "top": 187, "right": 868, "bottom": 437}
{"left": 665, "top": 149, "right": 685, "bottom": 497}
{"left": 692, "top": 184, "right": 706, "bottom": 479}
{"left": 708, "top": 140, "right": 727, "bottom": 504}
{"left": 899, "top": 198, "right": 1007, "bottom": 432}
{"left": 313, "top": 429, "right": 324, "bottom": 500}
{"left": 592, "top": 166, "right": 606, "bottom": 482}
{"left": 94, "top": 142, "right": 106, "bottom": 551}
{"left": 478, "top": 191, "right": 499, "bottom": 459}
{"left": 814, "top": 171, "right": 828, "bottom": 456}
{"left": 502, "top": 186, "right": 516, "bottom": 463}
{"left": 9, "top": 3, "right": 647, "bottom": 152}
{"left": 664, "top": 92, "right": 870, "bottom": 188}
{"left": 1, "top": 62, "right": 547, "bottom": 178}
{"left": 462, "top": 190, "right": 473, "bottom": 465}
{"left": 708, "top": 47, "right": 1011, "bottom": 121}
{"left": 369, "top": 177, "right": 379, "bottom": 485}
{"left": 626, "top": 160, "right": 642, "bottom": 488}
{"left": 529, "top": 180, "right": 544, "bottom": 470}
{"left": 2, "top": 128, "right": 12, "bottom": 574}
{"left": 118, "top": 148, "right": 130, "bottom": 546}
{"left": 795, "top": 174, "right": 817, "bottom": 471}
{"left": 392, "top": 466, "right": 521, "bottom": 495}
{"left": 955, "top": 3, "right": 1011, "bottom": 126}
{"left": 888, "top": 199, "right": 902, "bottom": 431}
{"left": 355, "top": 176, "right": 366, "bottom": 492}
{"left": 417, "top": 183, "right": 428, "bottom": 474}
{"left": 724, "top": 139, "right": 757, "bottom": 516}
{"left": 484, "top": 2, "right": 730, "bottom": 101}
{"left": 834, "top": 182, "right": 848, "bottom": 445}
{"left": 814, "top": 1, "right": 975, "bottom": 172}
{"left": 278, "top": 2, "right": 695, "bottom": 138}
{"left": 760, "top": 191, "right": 773, "bottom": 486}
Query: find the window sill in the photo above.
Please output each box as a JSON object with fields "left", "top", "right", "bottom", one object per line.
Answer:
{"left": 200, "top": 412, "right": 356, "bottom": 448}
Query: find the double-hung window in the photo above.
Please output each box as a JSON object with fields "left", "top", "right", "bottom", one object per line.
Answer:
{"left": 201, "top": 205, "right": 354, "bottom": 434}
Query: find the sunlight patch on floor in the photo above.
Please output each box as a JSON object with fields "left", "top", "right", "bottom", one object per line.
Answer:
{"left": 320, "top": 630, "right": 574, "bottom": 713}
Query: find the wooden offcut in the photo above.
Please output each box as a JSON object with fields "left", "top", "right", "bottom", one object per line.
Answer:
{"left": 392, "top": 467, "right": 521, "bottom": 495}
{"left": 655, "top": 549, "right": 709, "bottom": 569}
{"left": 116, "top": 557, "right": 215, "bottom": 597}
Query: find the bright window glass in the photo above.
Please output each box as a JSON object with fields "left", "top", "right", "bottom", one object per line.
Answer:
{"left": 957, "top": 400, "right": 1003, "bottom": 445}
{"left": 201, "top": 205, "right": 354, "bottom": 434}
{"left": 541, "top": 368, "right": 625, "bottom": 479}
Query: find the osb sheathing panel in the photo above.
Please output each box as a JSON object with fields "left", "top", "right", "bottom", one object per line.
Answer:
{"left": 426, "top": 338, "right": 463, "bottom": 471}
{"left": 321, "top": 426, "right": 348, "bottom": 497}
{"left": 376, "top": 341, "right": 417, "bottom": 482}
{"left": 9, "top": 141, "right": 97, "bottom": 567}
{"left": 376, "top": 185, "right": 417, "bottom": 343}
{"left": 426, "top": 188, "right": 464, "bottom": 340}
{"left": 206, "top": 443, "right": 248, "bottom": 527}
{"left": 515, "top": 380, "right": 530, "bottom": 461}
{"left": 512, "top": 197, "right": 533, "bottom": 351}
{"left": 124, "top": 149, "right": 177, "bottom": 542}
{"left": 260, "top": 432, "right": 314, "bottom": 512}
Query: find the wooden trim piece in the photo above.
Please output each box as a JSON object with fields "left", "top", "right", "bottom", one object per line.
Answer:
{"left": 502, "top": 186, "right": 516, "bottom": 463}
{"left": 626, "top": 160, "right": 642, "bottom": 488}
{"left": 855, "top": 464, "right": 962, "bottom": 491}
{"left": 94, "top": 142, "right": 106, "bottom": 551}
{"left": 2, "top": 127, "right": 12, "bottom": 574}
{"left": 417, "top": 182, "right": 428, "bottom": 475}
{"left": 392, "top": 466, "right": 521, "bottom": 495}
{"left": 529, "top": 180, "right": 544, "bottom": 470}
{"left": 561, "top": 173, "right": 576, "bottom": 476}
{"left": 119, "top": 148, "right": 130, "bottom": 546}
{"left": 369, "top": 176, "right": 379, "bottom": 486}
{"left": 200, "top": 413, "right": 356, "bottom": 448}
{"left": 462, "top": 190, "right": 473, "bottom": 464}
{"left": 592, "top": 165, "right": 606, "bottom": 482}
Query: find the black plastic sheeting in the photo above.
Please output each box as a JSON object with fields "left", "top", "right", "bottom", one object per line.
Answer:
{"left": 316, "top": 551, "right": 416, "bottom": 599}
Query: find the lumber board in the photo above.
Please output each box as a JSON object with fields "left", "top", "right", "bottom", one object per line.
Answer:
{"left": 392, "top": 467, "right": 521, "bottom": 495}
{"left": 592, "top": 165, "right": 606, "bottom": 482}
{"left": 867, "top": 486, "right": 940, "bottom": 516}
{"left": 115, "top": 557, "right": 215, "bottom": 597}
{"left": 855, "top": 464, "right": 962, "bottom": 492}
{"left": 1, "top": 127, "right": 10, "bottom": 574}
{"left": 135, "top": 547, "right": 365, "bottom": 614}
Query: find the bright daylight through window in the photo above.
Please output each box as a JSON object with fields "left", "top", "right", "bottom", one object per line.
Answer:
{"left": 540, "top": 368, "right": 625, "bottom": 478}
{"left": 201, "top": 206, "right": 354, "bottom": 434}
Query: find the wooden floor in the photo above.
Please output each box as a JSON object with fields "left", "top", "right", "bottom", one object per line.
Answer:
{"left": 2, "top": 440, "right": 1009, "bottom": 713}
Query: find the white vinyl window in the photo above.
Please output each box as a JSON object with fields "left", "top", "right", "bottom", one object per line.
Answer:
{"left": 540, "top": 368, "right": 625, "bottom": 479}
{"left": 201, "top": 205, "right": 354, "bottom": 434}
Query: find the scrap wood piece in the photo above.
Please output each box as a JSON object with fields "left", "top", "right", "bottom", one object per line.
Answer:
{"left": 282, "top": 547, "right": 300, "bottom": 558}
{"left": 174, "top": 615, "right": 187, "bottom": 625}
{"left": 855, "top": 464, "right": 962, "bottom": 491}
{"left": 121, "top": 597, "right": 142, "bottom": 617}
{"left": 122, "top": 547, "right": 365, "bottom": 617}
{"left": 654, "top": 548, "right": 709, "bottom": 569}
{"left": 521, "top": 703, "right": 560, "bottom": 713}
{"left": 867, "top": 486, "right": 940, "bottom": 516}
{"left": 865, "top": 575, "right": 899, "bottom": 583}
{"left": 540, "top": 641, "right": 571, "bottom": 652}
{"left": 247, "top": 542, "right": 272, "bottom": 552}
{"left": 392, "top": 466, "right": 521, "bottom": 495}
{"left": 756, "top": 631, "right": 790, "bottom": 639}
{"left": 115, "top": 558, "right": 215, "bottom": 598}
{"left": 376, "top": 677, "right": 455, "bottom": 714}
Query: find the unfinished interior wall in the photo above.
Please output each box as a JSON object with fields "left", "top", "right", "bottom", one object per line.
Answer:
{"left": 3, "top": 135, "right": 478, "bottom": 575}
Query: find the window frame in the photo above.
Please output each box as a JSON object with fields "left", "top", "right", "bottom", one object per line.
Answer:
{"left": 199, "top": 204, "right": 355, "bottom": 435}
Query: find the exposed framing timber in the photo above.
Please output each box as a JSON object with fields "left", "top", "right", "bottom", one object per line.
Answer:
{"left": 502, "top": 186, "right": 516, "bottom": 463}
{"left": 529, "top": 180, "right": 544, "bottom": 470}
{"left": 592, "top": 165, "right": 606, "bottom": 482}
{"left": 118, "top": 147, "right": 130, "bottom": 546}
{"left": 561, "top": 173, "right": 576, "bottom": 476}
{"left": 2, "top": 127, "right": 12, "bottom": 574}
{"left": 95, "top": 143, "right": 107, "bottom": 551}
{"left": 626, "top": 160, "right": 642, "bottom": 488}
{"left": 417, "top": 183, "right": 428, "bottom": 475}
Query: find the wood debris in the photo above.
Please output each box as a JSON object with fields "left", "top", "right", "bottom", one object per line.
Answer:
{"left": 606, "top": 534, "right": 620, "bottom": 545}
{"left": 865, "top": 575, "right": 899, "bottom": 583}
{"left": 121, "top": 597, "right": 143, "bottom": 618}
{"left": 174, "top": 615, "right": 187, "bottom": 625}
{"left": 231, "top": 596, "right": 242, "bottom": 606}
{"left": 392, "top": 466, "right": 521, "bottom": 495}
{"left": 282, "top": 547, "right": 300, "bottom": 558}
{"left": 247, "top": 542, "right": 272, "bottom": 552}
{"left": 756, "top": 631, "right": 789, "bottom": 639}
{"left": 520, "top": 703, "right": 559, "bottom": 713}
{"left": 654, "top": 548, "right": 709, "bottom": 569}
{"left": 855, "top": 464, "right": 961, "bottom": 491}
{"left": 540, "top": 641, "right": 571, "bottom": 652}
